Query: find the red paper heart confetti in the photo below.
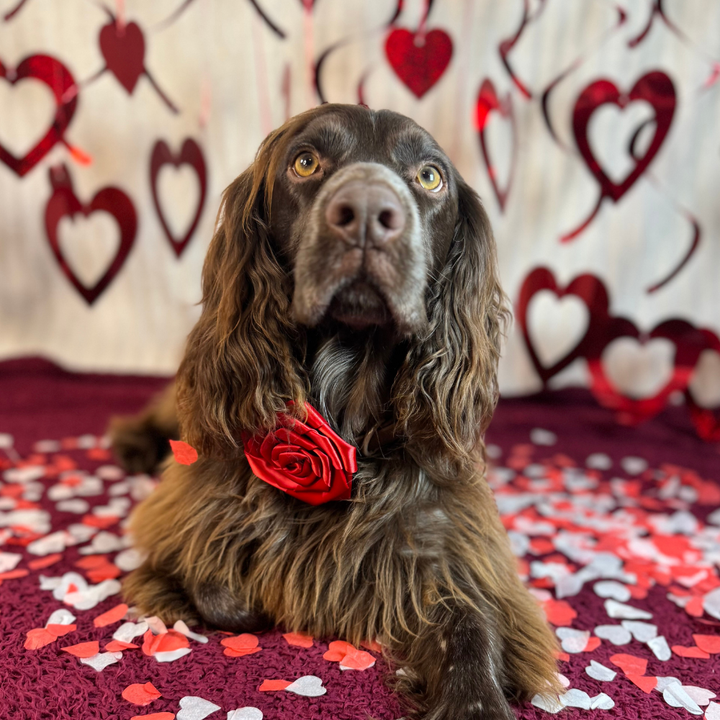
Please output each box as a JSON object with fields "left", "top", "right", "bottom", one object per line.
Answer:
{"left": 259, "top": 679, "right": 292, "bottom": 691}
{"left": 61, "top": 641, "right": 100, "bottom": 658}
{"left": 221, "top": 633, "right": 261, "bottom": 657}
{"left": 93, "top": 603, "right": 128, "bottom": 627}
{"left": 283, "top": 632, "right": 314, "bottom": 648}
{"left": 122, "top": 682, "right": 162, "bottom": 706}
{"left": 627, "top": 674, "right": 657, "bottom": 693}
{"left": 339, "top": 647, "right": 376, "bottom": 670}
{"left": 105, "top": 639, "right": 138, "bottom": 652}
{"left": 323, "top": 640, "right": 356, "bottom": 662}
{"left": 170, "top": 440, "right": 198, "bottom": 466}
{"left": 671, "top": 645, "right": 710, "bottom": 659}
{"left": 610, "top": 653, "right": 648, "bottom": 676}
{"left": 693, "top": 634, "right": 720, "bottom": 654}
{"left": 24, "top": 628, "right": 58, "bottom": 650}
{"left": 542, "top": 598, "right": 578, "bottom": 626}
{"left": 142, "top": 629, "right": 189, "bottom": 656}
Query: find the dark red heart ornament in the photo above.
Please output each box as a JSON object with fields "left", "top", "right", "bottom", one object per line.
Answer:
{"left": 587, "top": 318, "right": 706, "bottom": 425}
{"left": 99, "top": 19, "right": 145, "bottom": 94}
{"left": 0, "top": 55, "right": 77, "bottom": 177}
{"left": 44, "top": 164, "right": 137, "bottom": 305}
{"left": 150, "top": 138, "right": 207, "bottom": 258}
{"left": 385, "top": 27, "right": 452, "bottom": 99}
{"left": 475, "top": 78, "right": 516, "bottom": 212}
{"left": 685, "top": 329, "right": 720, "bottom": 442}
{"left": 517, "top": 267, "right": 612, "bottom": 384}
{"left": 573, "top": 71, "right": 676, "bottom": 203}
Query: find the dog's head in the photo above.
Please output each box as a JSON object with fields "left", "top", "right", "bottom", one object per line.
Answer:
{"left": 178, "top": 104, "right": 507, "bottom": 467}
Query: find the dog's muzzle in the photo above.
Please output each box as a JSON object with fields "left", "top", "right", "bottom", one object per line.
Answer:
{"left": 291, "top": 163, "right": 428, "bottom": 335}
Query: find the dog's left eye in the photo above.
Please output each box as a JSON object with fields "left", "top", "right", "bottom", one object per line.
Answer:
{"left": 294, "top": 152, "right": 320, "bottom": 177}
{"left": 417, "top": 165, "right": 442, "bottom": 192}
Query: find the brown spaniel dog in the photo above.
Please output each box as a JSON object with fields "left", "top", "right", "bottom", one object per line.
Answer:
{"left": 111, "top": 103, "right": 560, "bottom": 719}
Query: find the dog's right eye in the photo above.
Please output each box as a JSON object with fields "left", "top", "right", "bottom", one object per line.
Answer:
{"left": 293, "top": 152, "right": 319, "bottom": 177}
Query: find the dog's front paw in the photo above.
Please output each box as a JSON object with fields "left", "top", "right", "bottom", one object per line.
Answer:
{"left": 109, "top": 415, "right": 171, "bottom": 474}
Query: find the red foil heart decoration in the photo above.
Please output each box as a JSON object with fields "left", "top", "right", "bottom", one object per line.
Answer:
{"left": 587, "top": 318, "right": 706, "bottom": 425}
{"left": 385, "top": 27, "right": 452, "bottom": 99}
{"left": 44, "top": 164, "right": 137, "bottom": 305}
{"left": 475, "top": 78, "right": 517, "bottom": 212}
{"left": 517, "top": 267, "right": 611, "bottom": 385}
{"left": 150, "top": 138, "right": 207, "bottom": 258}
{"left": 99, "top": 19, "right": 145, "bottom": 94}
{"left": 0, "top": 55, "right": 77, "bottom": 177}
{"left": 573, "top": 71, "right": 676, "bottom": 203}
{"left": 685, "top": 329, "right": 720, "bottom": 442}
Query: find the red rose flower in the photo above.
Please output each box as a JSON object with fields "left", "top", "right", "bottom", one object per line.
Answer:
{"left": 243, "top": 403, "right": 357, "bottom": 505}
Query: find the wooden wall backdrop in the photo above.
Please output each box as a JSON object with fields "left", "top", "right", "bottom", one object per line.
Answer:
{"left": 1, "top": 0, "right": 719, "bottom": 440}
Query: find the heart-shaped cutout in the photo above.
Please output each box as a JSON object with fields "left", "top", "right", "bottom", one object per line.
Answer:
{"left": 0, "top": 55, "right": 77, "bottom": 177}
{"left": 227, "top": 709, "right": 263, "bottom": 720}
{"left": 475, "top": 78, "right": 516, "bottom": 211}
{"left": 100, "top": 20, "right": 145, "bottom": 94}
{"left": 527, "top": 291, "right": 590, "bottom": 368}
{"left": 601, "top": 337, "right": 675, "bottom": 399}
{"left": 57, "top": 212, "right": 120, "bottom": 289}
{"left": 573, "top": 71, "right": 676, "bottom": 202}
{"left": 385, "top": 27, "right": 452, "bottom": 99}
{"left": 0, "top": 77, "right": 56, "bottom": 158}
{"left": 587, "top": 101, "right": 655, "bottom": 185}
{"left": 45, "top": 164, "right": 137, "bottom": 305}
{"left": 150, "top": 138, "right": 207, "bottom": 257}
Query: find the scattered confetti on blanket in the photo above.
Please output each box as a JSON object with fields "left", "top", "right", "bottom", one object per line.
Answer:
{"left": 1, "top": 357, "right": 720, "bottom": 720}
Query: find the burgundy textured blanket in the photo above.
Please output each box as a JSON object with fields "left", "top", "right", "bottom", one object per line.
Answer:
{"left": 1, "top": 358, "right": 719, "bottom": 720}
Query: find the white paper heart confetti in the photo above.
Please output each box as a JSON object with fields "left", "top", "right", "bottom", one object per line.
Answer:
{"left": 706, "top": 701, "right": 720, "bottom": 720}
{"left": 284, "top": 676, "right": 327, "bottom": 697}
{"left": 594, "top": 625, "right": 631, "bottom": 645}
{"left": 585, "top": 660, "right": 616, "bottom": 682}
{"left": 113, "top": 620, "right": 149, "bottom": 643}
{"left": 662, "top": 684, "right": 703, "bottom": 715}
{"left": 593, "top": 580, "right": 630, "bottom": 602}
{"left": 155, "top": 647, "right": 192, "bottom": 663}
{"left": 177, "top": 696, "right": 221, "bottom": 720}
{"left": 604, "top": 599, "right": 652, "bottom": 620}
{"left": 586, "top": 453, "right": 612, "bottom": 470}
{"left": 590, "top": 693, "right": 615, "bottom": 709}
{"left": 621, "top": 620, "right": 657, "bottom": 642}
{"left": 556, "top": 627, "right": 590, "bottom": 653}
{"left": 46, "top": 609, "right": 76, "bottom": 626}
{"left": 80, "top": 651, "right": 123, "bottom": 671}
{"left": 227, "top": 709, "right": 263, "bottom": 720}
{"left": 703, "top": 587, "right": 720, "bottom": 620}
{"left": 531, "top": 694, "right": 565, "bottom": 713}
{"left": 647, "top": 635, "right": 671, "bottom": 661}
{"left": 621, "top": 456, "right": 648, "bottom": 475}
{"left": 560, "top": 688, "right": 592, "bottom": 710}
{"left": 174, "top": 620, "right": 208, "bottom": 643}
{"left": 530, "top": 428, "right": 557, "bottom": 446}
{"left": 681, "top": 686, "right": 716, "bottom": 707}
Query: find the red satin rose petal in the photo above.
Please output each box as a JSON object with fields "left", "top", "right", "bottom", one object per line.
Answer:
{"left": 627, "top": 674, "right": 657, "bottom": 693}
{"left": 24, "top": 628, "right": 57, "bottom": 649}
{"left": 61, "top": 640, "right": 99, "bottom": 658}
{"left": 93, "top": 602, "right": 128, "bottom": 627}
{"left": 259, "top": 679, "right": 292, "bottom": 691}
{"left": 672, "top": 645, "right": 710, "bottom": 659}
{"left": 283, "top": 632, "right": 314, "bottom": 648}
{"left": 169, "top": 440, "right": 198, "bottom": 465}
{"left": 122, "top": 682, "right": 162, "bottom": 705}
{"left": 610, "top": 653, "right": 648, "bottom": 676}
{"left": 693, "top": 634, "right": 720, "bottom": 654}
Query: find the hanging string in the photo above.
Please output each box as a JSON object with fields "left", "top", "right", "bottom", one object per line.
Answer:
{"left": 302, "top": 0, "right": 315, "bottom": 109}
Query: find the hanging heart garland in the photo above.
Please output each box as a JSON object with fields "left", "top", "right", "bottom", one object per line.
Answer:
{"left": 44, "top": 164, "right": 137, "bottom": 305}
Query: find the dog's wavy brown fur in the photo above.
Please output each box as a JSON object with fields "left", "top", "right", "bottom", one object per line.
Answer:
{"left": 118, "top": 104, "right": 560, "bottom": 719}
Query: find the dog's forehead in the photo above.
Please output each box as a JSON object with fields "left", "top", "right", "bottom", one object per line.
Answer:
{"left": 294, "top": 106, "right": 444, "bottom": 168}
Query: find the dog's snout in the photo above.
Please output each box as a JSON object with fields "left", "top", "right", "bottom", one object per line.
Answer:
{"left": 325, "top": 182, "right": 406, "bottom": 248}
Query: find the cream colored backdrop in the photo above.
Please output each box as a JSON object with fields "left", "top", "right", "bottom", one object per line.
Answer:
{"left": 0, "top": 0, "right": 719, "bottom": 426}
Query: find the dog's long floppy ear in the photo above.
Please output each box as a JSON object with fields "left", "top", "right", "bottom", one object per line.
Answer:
{"left": 176, "top": 132, "right": 307, "bottom": 457}
{"left": 394, "top": 177, "right": 509, "bottom": 470}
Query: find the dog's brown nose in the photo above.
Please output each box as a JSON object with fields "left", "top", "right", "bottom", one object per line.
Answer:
{"left": 325, "top": 182, "right": 405, "bottom": 248}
